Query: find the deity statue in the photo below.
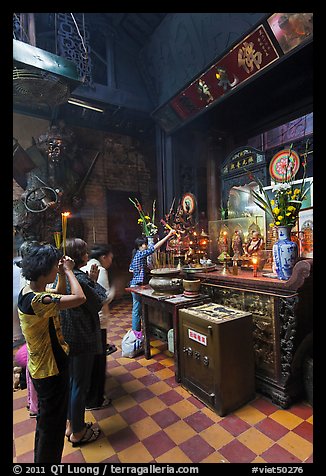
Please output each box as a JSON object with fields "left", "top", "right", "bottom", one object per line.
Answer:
{"left": 13, "top": 121, "right": 87, "bottom": 244}
{"left": 231, "top": 230, "right": 243, "bottom": 259}
{"left": 244, "top": 230, "right": 264, "bottom": 256}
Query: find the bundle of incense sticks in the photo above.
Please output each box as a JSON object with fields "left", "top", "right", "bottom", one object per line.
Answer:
{"left": 61, "top": 211, "right": 70, "bottom": 255}
{"left": 152, "top": 251, "right": 176, "bottom": 269}
{"left": 53, "top": 231, "right": 62, "bottom": 249}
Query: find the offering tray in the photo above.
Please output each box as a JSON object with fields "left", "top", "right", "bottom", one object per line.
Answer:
{"left": 182, "top": 264, "right": 216, "bottom": 273}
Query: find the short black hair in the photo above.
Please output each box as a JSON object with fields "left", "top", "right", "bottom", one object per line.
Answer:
{"left": 20, "top": 244, "right": 61, "bottom": 281}
{"left": 132, "top": 237, "right": 148, "bottom": 258}
{"left": 89, "top": 243, "right": 113, "bottom": 260}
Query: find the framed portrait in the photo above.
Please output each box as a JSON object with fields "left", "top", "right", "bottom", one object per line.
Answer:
{"left": 267, "top": 13, "right": 313, "bottom": 55}
{"left": 298, "top": 207, "right": 313, "bottom": 258}
{"left": 298, "top": 207, "right": 313, "bottom": 232}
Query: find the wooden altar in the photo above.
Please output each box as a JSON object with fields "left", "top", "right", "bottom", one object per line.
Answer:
{"left": 195, "top": 259, "right": 313, "bottom": 408}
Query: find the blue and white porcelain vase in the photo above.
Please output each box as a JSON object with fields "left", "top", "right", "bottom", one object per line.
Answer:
{"left": 272, "top": 226, "right": 298, "bottom": 280}
{"left": 146, "top": 235, "right": 157, "bottom": 269}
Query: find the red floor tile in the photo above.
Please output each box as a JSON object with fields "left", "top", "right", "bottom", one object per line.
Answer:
{"left": 184, "top": 411, "right": 215, "bottom": 433}
{"left": 109, "top": 427, "right": 140, "bottom": 453}
{"left": 261, "top": 443, "right": 301, "bottom": 463}
{"left": 219, "top": 414, "right": 251, "bottom": 436}
{"left": 120, "top": 405, "right": 149, "bottom": 425}
{"left": 142, "top": 430, "right": 175, "bottom": 458}
{"left": 251, "top": 396, "right": 281, "bottom": 415}
{"left": 179, "top": 434, "right": 215, "bottom": 462}
{"left": 288, "top": 402, "right": 313, "bottom": 420}
{"left": 255, "top": 417, "right": 289, "bottom": 441}
{"left": 158, "top": 389, "right": 184, "bottom": 406}
{"left": 151, "top": 408, "right": 180, "bottom": 428}
{"left": 292, "top": 421, "right": 313, "bottom": 442}
{"left": 129, "top": 387, "right": 155, "bottom": 403}
{"left": 219, "top": 439, "right": 256, "bottom": 463}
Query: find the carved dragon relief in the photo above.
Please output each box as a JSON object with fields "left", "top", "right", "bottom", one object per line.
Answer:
{"left": 278, "top": 296, "right": 299, "bottom": 380}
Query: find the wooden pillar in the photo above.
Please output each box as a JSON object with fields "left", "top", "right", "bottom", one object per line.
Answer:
{"left": 155, "top": 125, "right": 175, "bottom": 231}
{"left": 206, "top": 137, "right": 225, "bottom": 260}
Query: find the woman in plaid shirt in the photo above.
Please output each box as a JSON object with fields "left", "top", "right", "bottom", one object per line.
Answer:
{"left": 129, "top": 229, "right": 176, "bottom": 331}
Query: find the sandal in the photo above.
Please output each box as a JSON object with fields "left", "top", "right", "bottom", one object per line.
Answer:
{"left": 68, "top": 426, "right": 100, "bottom": 447}
{"left": 106, "top": 344, "right": 117, "bottom": 355}
{"left": 85, "top": 396, "right": 112, "bottom": 411}
{"left": 66, "top": 421, "right": 92, "bottom": 439}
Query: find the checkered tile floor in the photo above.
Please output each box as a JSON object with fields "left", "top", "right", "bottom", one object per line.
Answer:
{"left": 13, "top": 298, "right": 313, "bottom": 464}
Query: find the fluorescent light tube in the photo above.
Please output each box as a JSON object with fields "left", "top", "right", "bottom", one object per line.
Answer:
{"left": 67, "top": 98, "right": 104, "bottom": 112}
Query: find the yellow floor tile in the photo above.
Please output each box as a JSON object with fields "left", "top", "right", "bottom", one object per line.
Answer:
{"left": 139, "top": 396, "right": 167, "bottom": 415}
{"left": 252, "top": 456, "right": 268, "bottom": 463}
{"left": 277, "top": 432, "right": 313, "bottom": 461}
{"left": 234, "top": 405, "right": 266, "bottom": 425}
{"left": 98, "top": 414, "right": 128, "bottom": 436}
{"left": 62, "top": 440, "right": 81, "bottom": 457}
{"left": 201, "top": 406, "right": 223, "bottom": 422}
{"left": 270, "top": 410, "right": 303, "bottom": 430}
{"left": 13, "top": 407, "right": 30, "bottom": 424}
{"left": 201, "top": 451, "right": 229, "bottom": 463}
{"left": 130, "top": 416, "right": 161, "bottom": 439}
{"left": 150, "top": 339, "right": 165, "bottom": 348}
{"left": 122, "top": 379, "right": 145, "bottom": 393}
{"left": 163, "top": 420, "right": 196, "bottom": 445}
{"left": 150, "top": 348, "right": 161, "bottom": 356}
{"left": 109, "top": 366, "right": 128, "bottom": 377}
{"left": 237, "top": 427, "right": 274, "bottom": 454}
{"left": 13, "top": 388, "right": 27, "bottom": 400}
{"left": 14, "top": 432, "right": 35, "bottom": 457}
{"left": 118, "top": 442, "right": 153, "bottom": 463}
{"left": 112, "top": 394, "right": 137, "bottom": 412}
{"left": 307, "top": 415, "right": 313, "bottom": 424}
{"left": 130, "top": 367, "right": 150, "bottom": 378}
{"left": 154, "top": 367, "right": 174, "bottom": 380}
{"left": 80, "top": 437, "right": 116, "bottom": 463}
{"left": 200, "top": 424, "right": 234, "bottom": 450}
{"left": 170, "top": 399, "right": 198, "bottom": 419}
{"left": 159, "top": 358, "right": 174, "bottom": 367}
{"left": 148, "top": 380, "right": 171, "bottom": 395}
{"left": 174, "top": 385, "right": 193, "bottom": 399}
{"left": 156, "top": 446, "right": 192, "bottom": 463}
{"left": 105, "top": 378, "right": 120, "bottom": 390}
{"left": 137, "top": 357, "right": 156, "bottom": 366}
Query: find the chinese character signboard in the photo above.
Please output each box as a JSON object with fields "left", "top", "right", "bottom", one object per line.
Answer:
{"left": 222, "top": 146, "right": 265, "bottom": 177}
{"left": 153, "top": 25, "right": 279, "bottom": 133}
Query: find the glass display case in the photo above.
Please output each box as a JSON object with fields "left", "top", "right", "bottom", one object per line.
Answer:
{"left": 208, "top": 215, "right": 266, "bottom": 262}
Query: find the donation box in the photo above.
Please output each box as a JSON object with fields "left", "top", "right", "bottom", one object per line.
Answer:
{"left": 179, "top": 303, "right": 255, "bottom": 416}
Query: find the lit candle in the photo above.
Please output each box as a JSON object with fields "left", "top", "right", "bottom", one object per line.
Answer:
{"left": 61, "top": 211, "right": 71, "bottom": 256}
{"left": 252, "top": 257, "right": 258, "bottom": 277}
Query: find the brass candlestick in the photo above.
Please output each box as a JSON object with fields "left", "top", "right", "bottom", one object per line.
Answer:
{"left": 221, "top": 256, "right": 230, "bottom": 275}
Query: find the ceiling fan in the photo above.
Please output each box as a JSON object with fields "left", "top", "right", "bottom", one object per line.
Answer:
{"left": 13, "top": 38, "right": 82, "bottom": 109}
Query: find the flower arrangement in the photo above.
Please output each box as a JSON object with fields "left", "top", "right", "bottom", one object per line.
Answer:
{"left": 250, "top": 143, "right": 312, "bottom": 228}
{"left": 129, "top": 197, "right": 158, "bottom": 236}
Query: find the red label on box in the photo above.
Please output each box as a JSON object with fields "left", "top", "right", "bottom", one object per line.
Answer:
{"left": 188, "top": 329, "right": 207, "bottom": 346}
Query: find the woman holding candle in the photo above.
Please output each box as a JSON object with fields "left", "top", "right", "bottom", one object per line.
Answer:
{"left": 60, "top": 238, "right": 107, "bottom": 446}
{"left": 17, "top": 244, "right": 86, "bottom": 463}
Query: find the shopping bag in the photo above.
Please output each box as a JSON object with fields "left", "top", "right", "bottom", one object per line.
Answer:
{"left": 121, "top": 329, "right": 144, "bottom": 358}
